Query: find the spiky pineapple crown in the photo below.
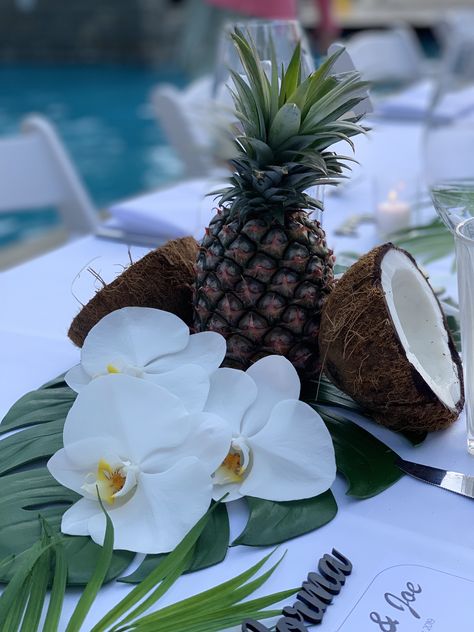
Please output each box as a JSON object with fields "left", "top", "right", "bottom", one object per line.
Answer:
{"left": 217, "top": 28, "right": 369, "bottom": 221}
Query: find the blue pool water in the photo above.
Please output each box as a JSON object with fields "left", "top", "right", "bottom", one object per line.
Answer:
{"left": 0, "top": 64, "right": 187, "bottom": 248}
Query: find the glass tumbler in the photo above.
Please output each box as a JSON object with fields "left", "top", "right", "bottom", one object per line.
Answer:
{"left": 455, "top": 217, "right": 474, "bottom": 453}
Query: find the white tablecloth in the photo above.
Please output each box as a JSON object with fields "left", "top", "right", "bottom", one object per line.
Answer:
{"left": 1, "top": 121, "right": 472, "bottom": 630}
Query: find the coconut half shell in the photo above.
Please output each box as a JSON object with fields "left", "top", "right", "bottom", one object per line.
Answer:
{"left": 319, "top": 243, "right": 464, "bottom": 432}
{"left": 68, "top": 236, "right": 199, "bottom": 347}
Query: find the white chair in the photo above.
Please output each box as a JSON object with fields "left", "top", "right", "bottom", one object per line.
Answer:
{"left": 151, "top": 77, "right": 215, "bottom": 178}
{"left": 0, "top": 114, "right": 98, "bottom": 236}
{"left": 343, "top": 26, "right": 425, "bottom": 84}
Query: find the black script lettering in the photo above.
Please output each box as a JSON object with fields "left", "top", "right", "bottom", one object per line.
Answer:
{"left": 242, "top": 620, "right": 272, "bottom": 632}
{"left": 331, "top": 549, "right": 353, "bottom": 575}
{"left": 370, "top": 611, "right": 400, "bottom": 631}
{"left": 296, "top": 573, "right": 332, "bottom": 610}
{"left": 406, "top": 582, "right": 422, "bottom": 595}
{"left": 307, "top": 572, "right": 337, "bottom": 599}
{"left": 318, "top": 554, "right": 346, "bottom": 591}
{"left": 281, "top": 606, "right": 306, "bottom": 623}
{"left": 241, "top": 549, "right": 352, "bottom": 631}
{"left": 284, "top": 599, "right": 324, "bottom": 624}
{"left": 275, "top": 618, "right": 308, "bottom": 632}
{"left": 384, "top": 584, "right": 421, "bottom": 620}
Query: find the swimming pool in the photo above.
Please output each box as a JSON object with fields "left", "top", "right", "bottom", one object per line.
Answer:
{"left": 0, "top": 64, "right": 187, "bottom": 248}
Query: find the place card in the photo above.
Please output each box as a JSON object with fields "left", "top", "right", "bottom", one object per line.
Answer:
{"left": 338, "top": 564, "right": 474, "bottom": 631}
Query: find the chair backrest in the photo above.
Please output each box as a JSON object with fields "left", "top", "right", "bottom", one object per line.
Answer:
{"left": 0, "top": 115, "right": 97, "bottom": 235}
{"left": 344, "top": 26, "right": 424, "bottom": 84}
{"left": 152, "top": 77, "right": 218, "bottom": 178}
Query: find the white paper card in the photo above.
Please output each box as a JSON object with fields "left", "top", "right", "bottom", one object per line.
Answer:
{"left": 338, "top": 564, "right": 474, "bottom": 631}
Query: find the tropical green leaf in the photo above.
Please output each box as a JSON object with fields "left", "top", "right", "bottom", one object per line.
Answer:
{"left": 66, "top": 499, "right": 115, "bottom": 632}
{"left": 1, "top": 574, "right": 31, "bottom": 632}
{"left": 233, "top": 491, "right": 337, "bottom": 546}
{"left": 121, "top": 502, "right": 229, "bottom": 583}
{"left": 0, "top": 468, "right": 133, "bottom": 585}
{"left": 446, "top": 313, "right": 461, "bottom": 351}
{"left": 20, "top": 526, "right": 51, "bottom": 631}
{"left": 391, "top": 217, "right": 454, "bottom": 264}
{"left": 0, "top": 539, "right": 47, "bottom": 624}
{"left": 303, "top": 375, "right": 363, "bottom": 412}
{"left": 0, "top": 385, "right": 76, "bottom": 434}
{"left": 91, "top": 503, "right": 218, "bottom": 631}
{"left": 128, "top": 548, "right": 278, "bottom": 628}
{"left": 43, "top": 530, "right": 68, "bottom": 632}
{"left": 0, "top": 378, "right": 134, "bottom": 587}
{"left": 0, "top": 418, "right": 64, "bottom": 476}
{"left": 40, "top": 374, "right": 67, "bottom": 389}
{"left": 317, "top": 408, "right": 403, "bottom": 498}
{"left": 116, "top": 550, "right": 295, "bottom": 632}
{"left": 400, "top": 429, "right": 428, "bottom": 446}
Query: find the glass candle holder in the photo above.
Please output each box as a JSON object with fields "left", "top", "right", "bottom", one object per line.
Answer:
{"left": 455, "top": 217, "right": 474, "bottom": 453}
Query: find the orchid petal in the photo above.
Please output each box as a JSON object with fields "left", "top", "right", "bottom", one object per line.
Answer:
{"left": 204, "top": 368, "right": 257, "bottom": 436}
{"left": 141, "top": 412, "right": 231, "bottom": 475}
{"left": 148, "top": 331, "right": 226, "bottom": 374}
{"left": 64, "top": 364, "right": 91, "bottom": 392}
{"left": 80, "top": 307, "right": 189, "bottom": 378}
{"left": 61, "top": 498, "right": 99, "bottom": 536}
{"left": 145, "top": 365, "right": 210, "bottom": 413}
{"left": 86, "top": 458, "right": 213, "bottom": 553}
{"left": 63, "top": 375, "right": 190, "bottom": 463}
{"left": 242, "top": 356, "right": 301, "bottom": 436}
{"left": 47, "top": 438, "right": 122, "bottom": 496}
{"left": 211, "top": 480, "right": 243, "bottom": 503}
{"left": 240, "top": 400, "right": 336, "bottom": 501}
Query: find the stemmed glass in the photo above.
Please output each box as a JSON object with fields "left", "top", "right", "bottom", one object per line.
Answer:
{"left": 424, "top": 34, "right": 474, "bottom": 232}
{"left": 213, "top": 19, "right": 315, "bottom": 96}
{"left": 424, "top": 32, "right": 474, "bottom": 452}
{"left": 209, "top": 20, "right": 321, "bottom": 218}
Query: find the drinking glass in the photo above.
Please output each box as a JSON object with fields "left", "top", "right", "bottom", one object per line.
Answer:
{"left": 213, "top": 19, "right": 314, "bottom": 97}
{"left": 210, "top": 20, "right": 321, "bottom": 219}
{"left": 424, "top": 34, "right": 474, "bottom": 452}
{"left": 456, "top": 218, "right": 474, "bottom": 453}
{"left": 424, "top": 34, "right": 474, "bottom": 233}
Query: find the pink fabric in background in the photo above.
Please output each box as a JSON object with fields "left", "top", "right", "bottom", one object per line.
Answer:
{"left": 206, "top": 0, "right": 297, "bottom": 19}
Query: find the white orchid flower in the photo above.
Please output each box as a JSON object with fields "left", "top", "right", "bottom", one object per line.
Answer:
{"left": 65, "top": 307, "right": 226, "bottom": 413}
{"left": 204, "top": 356, "right": 336, "bottom": 503}
{"left": 47, "top": 375, "right": 231, "bottom": 554}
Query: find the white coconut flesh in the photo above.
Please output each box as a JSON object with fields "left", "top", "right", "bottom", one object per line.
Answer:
{"left": 380, "top": 248, "right": 461, "bottom": 411}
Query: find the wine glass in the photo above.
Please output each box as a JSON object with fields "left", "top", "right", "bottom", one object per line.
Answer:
{"left": 213, "top": 19, "right": 315, "bottom": 97}
{"left": 424, "top": 32, "right": 474, "bottom": 453}
{"left": 209, "top": 20, "right": 321, "bottom": 215}
{"left": 424, "top": 33, "right": 474, "bottom": 233}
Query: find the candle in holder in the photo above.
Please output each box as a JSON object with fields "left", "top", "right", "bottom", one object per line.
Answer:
{"left": 376, "top": 189, "right": 411, "bottom": 236}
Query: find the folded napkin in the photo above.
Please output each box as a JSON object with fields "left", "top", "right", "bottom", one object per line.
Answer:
{"left": 108, "top": 178, "right": 222, "bottom": 240}
{"left": 375, "top": 80, "right": 435, "bottom": 121}
{"left": 376, "top": 79, "right": 474, "bottom": 122}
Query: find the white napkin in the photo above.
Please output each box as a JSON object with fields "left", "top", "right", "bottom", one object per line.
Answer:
{"left": 376, "top": 79, "right": 474, "bottom": 122}
{"left": 375, "top": 80, "right": 435, "bottom": 120}
{"left": 108, "top": 178, "right": 223, "bottom": 240}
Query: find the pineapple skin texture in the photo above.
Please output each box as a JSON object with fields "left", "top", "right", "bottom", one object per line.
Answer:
{"left": 193, "top": 207, "right": 335, "bottom": 379}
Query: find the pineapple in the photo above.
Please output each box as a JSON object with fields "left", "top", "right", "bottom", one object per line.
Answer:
{"left": 193, "top": 30, "right": 368, "bottom": 379}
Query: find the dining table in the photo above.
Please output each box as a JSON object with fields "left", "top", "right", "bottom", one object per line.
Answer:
{"left": 1, "top": 116, "right": 473, "bottom": 631}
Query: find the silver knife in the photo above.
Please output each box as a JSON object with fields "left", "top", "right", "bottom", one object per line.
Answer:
{"left": 395, "top": 456, "right": 474, "bottom": 499}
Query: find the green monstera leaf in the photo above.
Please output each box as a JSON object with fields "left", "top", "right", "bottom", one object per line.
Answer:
{"left": 0, "top": 379, "right": 134, "bottom": 585}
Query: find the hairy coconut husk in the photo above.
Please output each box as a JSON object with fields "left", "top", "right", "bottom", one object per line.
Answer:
{"left": 319, "top": 243, "right": 464, "bottom": 433}
{"left": 68, "top": 236, "right": 199, "bottom": 347}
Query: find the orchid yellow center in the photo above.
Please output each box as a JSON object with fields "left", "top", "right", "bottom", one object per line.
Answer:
{"left": 215, "top": 439, "right": 251, "bottom": 485}
{"left": 107, "top": 364, "right": 120, "bottom": 374}
{"left": 222, "top": 452, "right": 244, "bottom": 479}
{"left": 97, "top": 459, "right": 126, "bottom": 504}
{"left": 82, "top": 458, "right": 136, "bottom": 506}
